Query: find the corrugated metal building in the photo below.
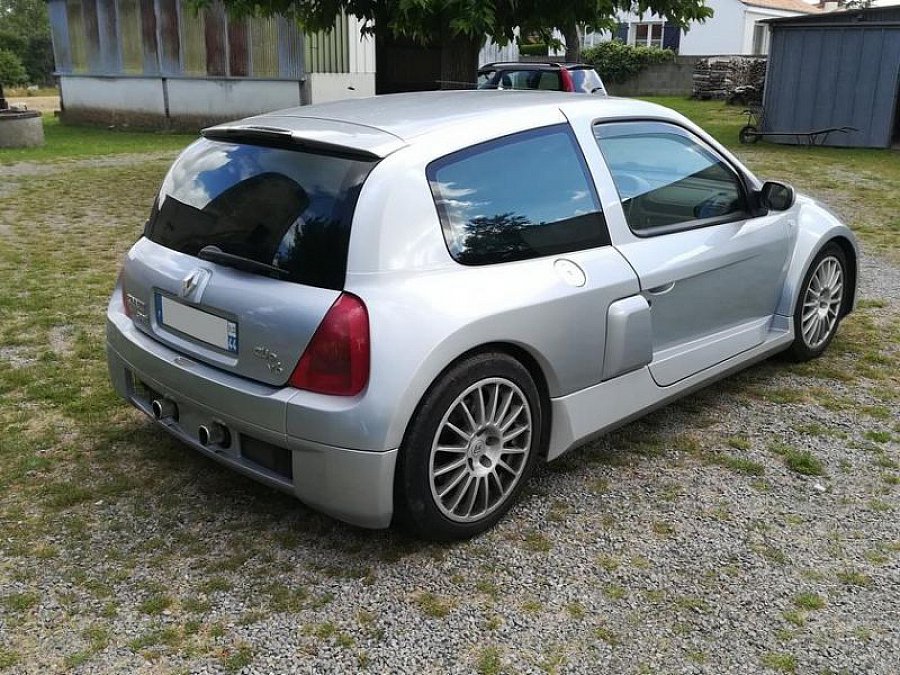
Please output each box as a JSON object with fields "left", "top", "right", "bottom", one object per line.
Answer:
{"left": 762, "top": 7, "right": 900, "bottom": 148}
{"left": 47, "top": 0, "right": 376, "bottom": 128}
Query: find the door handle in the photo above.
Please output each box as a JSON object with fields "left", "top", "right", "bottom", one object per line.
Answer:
{"left": 647, "top": 282, "right": 676, "bottom": 295}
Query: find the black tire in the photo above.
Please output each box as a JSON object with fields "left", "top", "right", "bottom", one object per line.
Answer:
{"left": 395, "top": 352, "right": 543, "bottom": 541}
{"left": 739, "top": 125, "right": 759, "bottom": 144}
{"left": 783, "top": 242, "right": 848, "bottom": 362}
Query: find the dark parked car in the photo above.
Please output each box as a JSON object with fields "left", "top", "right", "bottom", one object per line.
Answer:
{"left": 477, "top": 62, "right": 607, "bottom": 95}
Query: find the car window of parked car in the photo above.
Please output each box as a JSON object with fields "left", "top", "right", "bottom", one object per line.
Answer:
{"left": 428, "top": 124, "right": 609, "bottom": 265}
{"left": 570, "top": 69, "right": 605, "bottom": 94}
{"left": 477, "top": 69, "right": 497, "bottom": 88}
{"left": 494, "top": 69, "right": 561, "bottom": 91}
{"left": 593, "top": 121, "right": 748, "bottom": 236}
{"left": 145, "top": 139, "right": 376, "bottom": 290}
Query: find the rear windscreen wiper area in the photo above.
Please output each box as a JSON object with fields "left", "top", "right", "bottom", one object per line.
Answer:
{"left": 197, "top": 245, "right": 289, "bottom": 280}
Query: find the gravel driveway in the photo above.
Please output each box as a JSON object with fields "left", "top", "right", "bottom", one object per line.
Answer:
{"left": 0, "top": 153, "right": 897, "bottom": 675}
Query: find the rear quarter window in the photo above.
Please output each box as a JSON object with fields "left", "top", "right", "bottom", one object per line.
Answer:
{"left": 427, "top": 125, "right": 609, "bottom": 265}
{"left": 145, "top": 139, "right": 375, "bottom": 290}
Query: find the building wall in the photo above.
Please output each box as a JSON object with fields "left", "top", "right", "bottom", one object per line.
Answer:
{"left": 306, "top": 72, "right": 376, "bottom": 103}
{"left": 49, "top": 0, "right": 375, "bottom": 128}
{"left": 763, "top": 23, "right": 900, "bottom": 147}
{"left": 479, "top": 36, "right": 520, "bottom": 66}
{"left": 60, "top": 76, "right": 166, "bottom": 116}
{"left": 679, "top": 0, "right": 748, "bottom": 55}
{"left": 607, "top": 56, "right": 703, "bottom": 96}
{"left": 582, "top": 1, "right": 811, "bottom": 56}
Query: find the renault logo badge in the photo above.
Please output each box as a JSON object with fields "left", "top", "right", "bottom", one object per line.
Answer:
{"left": 180, "top": 269, "right": 208, "bottom": 298}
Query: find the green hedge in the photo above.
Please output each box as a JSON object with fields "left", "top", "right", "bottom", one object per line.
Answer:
{"left": 582, "top": 41, "right": 675, "bottom": 84}
{"left": 519, "top": 43, "right": 549, "bottom": 57}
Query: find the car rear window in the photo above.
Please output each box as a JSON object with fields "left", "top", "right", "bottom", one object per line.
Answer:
{"left": 570, "top": 69, "right": 605, "bottom": 94}
{"left": 427, "top": 125, "right": 609, "bottom": 265}
{"left": 145, "top": 138, "right": 376, "bottom": 290}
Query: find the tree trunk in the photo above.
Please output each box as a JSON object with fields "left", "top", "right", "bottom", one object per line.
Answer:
{"left": 439, "top": 23, "right": 483, "bottom": 89}
{"left": 563, "top": 22, "right": 581, "bottom": 63}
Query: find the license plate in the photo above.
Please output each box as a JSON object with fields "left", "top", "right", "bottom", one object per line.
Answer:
{"left": 156, "top": 293, "right": 238, "bottom": 353}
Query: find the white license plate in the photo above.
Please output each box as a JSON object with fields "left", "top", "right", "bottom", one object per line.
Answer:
{"left": 156, "top": 294, "right": 238, "bottom": 353}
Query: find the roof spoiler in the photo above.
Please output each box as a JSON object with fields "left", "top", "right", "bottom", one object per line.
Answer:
{"left": 200, "top": 125, "right": 382, "bottom": 161}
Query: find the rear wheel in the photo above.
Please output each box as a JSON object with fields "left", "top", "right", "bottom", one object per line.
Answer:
{"left": 784, "top": 243, "right": 847, "bottom": 362}
{"left": 396, "top": 353, "right": 542, "bottom": 540}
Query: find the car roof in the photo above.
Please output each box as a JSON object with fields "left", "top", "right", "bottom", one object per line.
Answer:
{"left": 210, "top": 91, "right": 678, "bottom": 159}
{"left": 478, "top": 62, "right": 593, "bottom": 71}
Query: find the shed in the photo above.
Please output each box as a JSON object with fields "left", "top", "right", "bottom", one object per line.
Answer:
{"left": 762, "top": 7, "right": 900, "bottom": 148}
{"left": 47, "top": 0, "right": 376, "bottom": 129}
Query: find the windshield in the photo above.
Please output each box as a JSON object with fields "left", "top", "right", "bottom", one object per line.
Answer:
{"left": 145, "top": 139, "right": 376, "bottom": 290}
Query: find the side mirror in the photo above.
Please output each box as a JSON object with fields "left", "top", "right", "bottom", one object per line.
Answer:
{"left": 759, "top": 181, "right": 795, "bottom": 212}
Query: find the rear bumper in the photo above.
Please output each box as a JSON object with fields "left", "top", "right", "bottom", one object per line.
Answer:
{"left": 106, "top": 305, "right": 396, "bottom": 529}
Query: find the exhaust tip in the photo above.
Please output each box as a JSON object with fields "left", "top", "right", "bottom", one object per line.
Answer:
{"left": 198, "top": 423, "right": 230, "bottom": 448}
{"left": 151, "top": 398, "right": 177, "bottom": 421}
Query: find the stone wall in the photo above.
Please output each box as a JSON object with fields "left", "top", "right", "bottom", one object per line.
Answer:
{"left": 606, "top": 56, "right": 702, "bottom": 97}
{"left": 691, "top": 56, "right": 767, "bottom": 101}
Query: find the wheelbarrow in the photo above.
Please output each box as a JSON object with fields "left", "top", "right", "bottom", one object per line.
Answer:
{"left": 739, "top": 107, "right": 857, "bottom": 146}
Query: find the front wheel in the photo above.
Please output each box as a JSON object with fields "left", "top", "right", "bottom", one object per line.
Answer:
{"left": 396, "top": 353, "right": 542, "bottom": 540}
{"left": 784, "top": 243, "right": 847, "bottom": 362}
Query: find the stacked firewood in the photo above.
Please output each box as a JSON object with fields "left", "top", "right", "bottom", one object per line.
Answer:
{"left": 691, "top": 57, "right": 767, "bottom": 100}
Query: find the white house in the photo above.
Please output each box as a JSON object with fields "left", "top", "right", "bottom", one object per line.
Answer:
{"left": 583, "top": 0, "right": 821, "bottom": 55}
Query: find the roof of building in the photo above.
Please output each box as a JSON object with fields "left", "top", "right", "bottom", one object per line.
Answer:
{"left": 741, "top": 0, "right": 821, "bottom": 13}
{"left": 208, "top": 90, "right": 681, "bottom": 158}
{"left": 764, "top": 4, "right": 900, "bottom": 24}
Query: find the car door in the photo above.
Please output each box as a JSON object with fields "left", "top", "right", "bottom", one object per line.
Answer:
{"left": 592, "top": 120, "right": 793, "bottom": 387}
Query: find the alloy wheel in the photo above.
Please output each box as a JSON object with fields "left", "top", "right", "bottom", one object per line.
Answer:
{"left": 800, "top": 255, "right": 843, "bottom": 350}
{"left": 428, "top": 378, "right": 533, "bottom": 523}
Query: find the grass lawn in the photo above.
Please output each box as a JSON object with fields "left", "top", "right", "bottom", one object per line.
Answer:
{"left": 0, "top": 101, "right": 897, "bottom": 672}
{"left": 0, "top": 115, "right": 194, "bottom": 164}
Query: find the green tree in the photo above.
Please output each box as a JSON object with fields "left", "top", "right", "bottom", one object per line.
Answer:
{"left": 0, "top": 0, "right": 52, "bottom": 84}
{"left": 0, "top": 47, "right": 27, "bottom": 86}
{"left": 205, "top": 0, "right": 712, "bottom": 85}
{"left": 0, "top": 0, "right": 49, "bottom": 37}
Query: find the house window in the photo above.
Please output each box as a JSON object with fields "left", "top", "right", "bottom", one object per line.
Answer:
{"left": 752, "top": 23, "right": 770, "bottom": 55}
{"left": 631, "top": 22, "right": 664, "bottom": 49}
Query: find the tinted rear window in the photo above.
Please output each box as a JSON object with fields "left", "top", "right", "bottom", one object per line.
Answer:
{"left": 427, "top": 125, "right": 609, "bottom": 265}
{"left": 145, "top": 139, "right": 376, "bottom": 290}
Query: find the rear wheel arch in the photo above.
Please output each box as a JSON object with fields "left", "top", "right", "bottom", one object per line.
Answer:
{"left": 401, "top": 342, "right": 553, "bottom": 460}
{"left": 828, "top": 236, "right": 857, "bottom": 317}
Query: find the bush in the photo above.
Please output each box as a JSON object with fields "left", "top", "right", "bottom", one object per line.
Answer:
{"left": 519, "top": 43, "right": 549, "bottom": 57}
{"left": 0, "top": 48, "right": 28, "bottom": 87}
{"left": 0, "top": 29, "right": 27, "bottom": 56}
{"left": 582, "top": 41, "right": 675, "bottom": 84}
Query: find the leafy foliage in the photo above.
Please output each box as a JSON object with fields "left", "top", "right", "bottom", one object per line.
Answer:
{"left": 0, "top": 0, "right": 53, "bottom": 84}
{"left": 518, "top": 43, "right": 548, "bottom": 57}
{"left": 205, "top": 0, "right": 713, "bottom": 46}
{"left": 582, "top": 41, "right": 675, "bottom": 83}
{"left": 0, "top": 47, "right": 27, "bottom": 86}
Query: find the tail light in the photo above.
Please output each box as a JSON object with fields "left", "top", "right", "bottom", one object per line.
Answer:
{"left": 560, "top": 68, "right": 575, "bottom": 92}
{"left": 288, "top": 293, "right": 369, "bottom": 396}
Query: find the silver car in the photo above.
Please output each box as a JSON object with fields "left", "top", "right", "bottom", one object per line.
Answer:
{"left": 107, "top": 92, "right": 858, "bottom": 539}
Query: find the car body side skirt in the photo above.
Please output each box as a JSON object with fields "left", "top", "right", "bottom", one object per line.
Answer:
{"left": 547, "top": 314, "right": 794, "bottom": 460}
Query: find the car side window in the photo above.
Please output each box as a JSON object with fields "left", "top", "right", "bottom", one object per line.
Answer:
{"left": 593, "top": 122, "right": 749, "bottom": 235}
{"left": 428, "top": 125, "right": 610, "bottom": 265}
